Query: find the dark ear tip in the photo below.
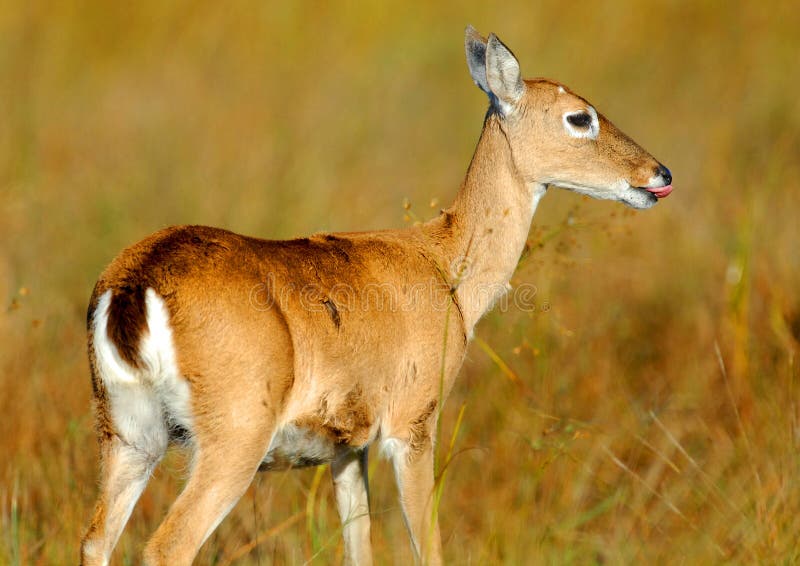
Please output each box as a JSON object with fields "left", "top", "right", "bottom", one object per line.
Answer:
{"left": 465, "top": 25, "right": 486, "bottom": 45}
{"left": 487, "top": 33, "right": 515, "bottom": 58}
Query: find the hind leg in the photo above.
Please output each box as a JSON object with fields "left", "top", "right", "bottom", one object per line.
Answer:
{"left": 81, "top": 374, "right": 167, "bottom": 566}
{"left": 142, "top": 403, "right": 274, "bottom": 565}
{"left": 81, "top": 434, "right": 161, "bottom": 566}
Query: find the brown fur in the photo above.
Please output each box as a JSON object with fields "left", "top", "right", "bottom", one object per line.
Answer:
{"left": 81, "top": 28, "right": 670, "bottom": 566}
{"left": 295, "top": 384, "right": 375, "bottom": 445}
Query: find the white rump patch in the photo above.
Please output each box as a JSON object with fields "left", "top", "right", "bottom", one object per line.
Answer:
{"left": 563, "top": 106, "right": 600, "bottom": 140}
{"left": 91, "top": 288, "right": 193, "bottom": 459}
{"left": 93, "top": 290, "right": 139, "bottom": 385}
{"left": 142, "top": 289, "right": 194, "bottom": 434}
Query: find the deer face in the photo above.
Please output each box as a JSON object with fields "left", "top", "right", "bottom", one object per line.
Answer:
{"left": 465, "top": 26, "right": 672, "bottom": 209}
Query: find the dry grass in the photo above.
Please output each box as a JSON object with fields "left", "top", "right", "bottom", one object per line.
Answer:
{"left": 2, "top": 1, "right": 800, "bottom": 564}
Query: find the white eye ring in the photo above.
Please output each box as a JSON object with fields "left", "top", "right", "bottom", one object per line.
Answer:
{"left": 563, "top": 107, "right": 600, "bottom": 139}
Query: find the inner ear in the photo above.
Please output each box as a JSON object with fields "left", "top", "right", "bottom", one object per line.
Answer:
{"left": 465, "top": 25, "right": 491, "bottom": 95}
{"left": 485, "top": 34, "right": 524, "bottom": 111}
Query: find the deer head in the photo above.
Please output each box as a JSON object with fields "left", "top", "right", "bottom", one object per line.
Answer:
{"left": 465, "top": 25, "right": 672, "bottom": 209}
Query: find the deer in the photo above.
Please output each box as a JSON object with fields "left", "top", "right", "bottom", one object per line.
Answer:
{"left": 80, "top": 25, "right": 672, "bottom": 566}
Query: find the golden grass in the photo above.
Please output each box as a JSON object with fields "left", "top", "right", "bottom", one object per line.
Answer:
{"left": 2, "top": 1, "right": 800, "bottom": 563}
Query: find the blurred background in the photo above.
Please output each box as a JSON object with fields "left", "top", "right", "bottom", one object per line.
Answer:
{"left": 2, "top": 1, "right": 799, "bottom": 563}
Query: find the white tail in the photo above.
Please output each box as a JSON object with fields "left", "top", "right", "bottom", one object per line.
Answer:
{"left": 81, "top": 25, "right": 672, "bottom": 566}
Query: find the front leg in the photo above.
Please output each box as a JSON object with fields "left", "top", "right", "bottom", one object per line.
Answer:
{"left": 388, "top": 436, "right": 442, "bottom": 565}
{"left": 331, "top": 447, "right": 373, "bottom": 566}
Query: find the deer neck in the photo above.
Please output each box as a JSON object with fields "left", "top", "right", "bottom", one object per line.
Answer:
{"left": 424, "top": 113, "right": 546, "bottom": 333}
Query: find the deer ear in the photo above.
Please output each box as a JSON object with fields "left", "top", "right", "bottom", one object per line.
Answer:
{"left": 465, "top": 25, "right": 491, "bottom": 95}
{"left": 485, "top": 33, "right": 525, "bottom": 114}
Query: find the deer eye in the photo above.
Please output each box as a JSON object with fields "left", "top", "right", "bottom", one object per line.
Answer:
{"left": 566, "top": 113, "right": 592, "bottom": 128}
{"left": 563, "top": 107, "right": 600, "bottom": 139}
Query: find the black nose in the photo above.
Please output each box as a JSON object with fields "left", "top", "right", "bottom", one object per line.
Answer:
{"left": 656, "top": 164, "right": 672, "bottom": 185}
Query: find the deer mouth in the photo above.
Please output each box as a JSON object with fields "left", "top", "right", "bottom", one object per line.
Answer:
{"left": 642, "top": 184, "right": 673, "bottom": 199}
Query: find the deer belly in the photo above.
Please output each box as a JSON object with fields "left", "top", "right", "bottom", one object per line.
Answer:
{"left": 259, "top": 424, "right": 337, "bottom": 471}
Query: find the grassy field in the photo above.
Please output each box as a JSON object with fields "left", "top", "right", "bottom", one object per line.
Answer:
{"left": 2, "top": 1, "right": 800, "bottom": 564}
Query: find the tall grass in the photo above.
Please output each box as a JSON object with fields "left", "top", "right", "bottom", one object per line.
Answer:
{"left": 2, "top": 1, "right": 799, "bottom": 563}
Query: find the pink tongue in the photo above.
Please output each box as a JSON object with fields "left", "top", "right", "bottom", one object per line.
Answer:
{"left": 646, "top": 184, "right": 673, "bottom": 198}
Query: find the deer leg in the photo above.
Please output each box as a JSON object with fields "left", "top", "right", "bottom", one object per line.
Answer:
{"left": 331, "top": 447, "right": 373, "bottom": 566}
{"left": 389, "top": 436, "right": 442, "bottom": 565}
{"left": 81, "top": 371, "right": 167, "bottom": 566}
{"left": 142, "top": 416, "right": 273, "bottom": 565}
{"left": 81, "top": 434, "right": 161, "bottom": 566}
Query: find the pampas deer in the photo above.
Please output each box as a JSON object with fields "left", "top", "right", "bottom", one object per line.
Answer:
{"left": 81, "top": 26, "right": 672, "bottom": 565}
